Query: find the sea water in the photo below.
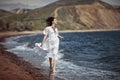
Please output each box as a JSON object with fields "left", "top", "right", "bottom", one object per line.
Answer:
{"left": 1, "top": 31, "right": 120, "bottom": 80}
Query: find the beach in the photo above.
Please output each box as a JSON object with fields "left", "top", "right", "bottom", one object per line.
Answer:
{"left": 0, "top": 31, "right": 49, "bottom": 80}
{"left": 0, "top": 29, "right": 120, "bottom": 80}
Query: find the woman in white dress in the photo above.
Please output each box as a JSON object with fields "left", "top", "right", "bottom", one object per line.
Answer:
{"left": 40, "top": 17, "right": 63, "bottom": 73}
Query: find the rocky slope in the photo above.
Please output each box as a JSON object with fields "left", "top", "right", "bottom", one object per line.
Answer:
{"left": 0, "top": 0, "right": 120, "bottom": 31}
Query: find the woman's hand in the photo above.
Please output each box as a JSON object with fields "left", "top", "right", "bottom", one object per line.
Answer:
{"left": 58, "top": 35, "right": 64, "bottom": 39}
{"left": 40, "top": 43, "right": 43, "bottom": 47}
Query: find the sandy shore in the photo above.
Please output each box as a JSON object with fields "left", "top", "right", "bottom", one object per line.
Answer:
{"left": 59, "top": 29, "right": 120, "bottom": 33}
{"left": 0, "top": 31, "right": 50, "bottom": 80}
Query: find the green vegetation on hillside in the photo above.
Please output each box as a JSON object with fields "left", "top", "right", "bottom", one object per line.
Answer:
{"left": 0, "top": 0, "right": 120, "bottom": 31}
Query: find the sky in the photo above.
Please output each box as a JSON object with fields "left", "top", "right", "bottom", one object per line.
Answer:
{"left": 101, "top": 0, "right": 120, "bottom": 6}
{"left": 0, "top": 0, "right": 58, "bottom": 10}
{"left": 0, "top": 0, "right": 120, "bottom": 11}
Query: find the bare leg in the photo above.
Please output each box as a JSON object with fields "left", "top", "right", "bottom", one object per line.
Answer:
{"left": 53, "top": 59, "right": 57, "bottom": 73}
{"left": 49, "top": 58, "right": 53, "bottom": 72}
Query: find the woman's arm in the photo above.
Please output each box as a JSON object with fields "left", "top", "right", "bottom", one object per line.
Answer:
{"left": 56, "top": 28, "right": 63, "bottom": 39}
{"left": 40, "top": 35, "right": 48, "bottom": 47}
{"left": 58, "top": 35, "right": 64, "bottom": 39}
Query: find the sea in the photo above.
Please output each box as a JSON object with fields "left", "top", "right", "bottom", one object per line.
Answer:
{"left": 1, "top": 30, "right": 120, "bottom": 80}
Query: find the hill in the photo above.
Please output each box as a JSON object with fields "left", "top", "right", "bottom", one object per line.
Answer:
{"left": 0, "top": 9, "right": 13, "bottom": 17}
{"left": 24, "top": 0, "right": 120, "bottom": 30}
{"left": 11, "top": 8, "right": 31, "bottom": 14}
{"left": 43, "top": 0, "right": 112, "bottom": 8}
{"left": 0, "top": 0, "right": 120, "bottom": 31}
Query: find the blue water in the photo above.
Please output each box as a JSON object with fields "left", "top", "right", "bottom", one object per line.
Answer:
{"left": 1, "top": 31, "right": 120, "bottom": 80}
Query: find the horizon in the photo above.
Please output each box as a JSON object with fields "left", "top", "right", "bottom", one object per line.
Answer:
{"left": 0, "top": 0, "right": 120, "bottom": 11}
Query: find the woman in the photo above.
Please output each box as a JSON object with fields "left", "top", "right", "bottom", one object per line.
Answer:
{"left": 40, "top": 17, "right": 63, "bottom": 73}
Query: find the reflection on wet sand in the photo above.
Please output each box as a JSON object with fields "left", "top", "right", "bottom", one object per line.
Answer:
{"left": 49, "top": 71, "right": 55, "bottom": 80}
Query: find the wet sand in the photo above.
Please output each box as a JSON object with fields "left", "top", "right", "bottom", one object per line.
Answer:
{"left": 0, "top": 32, "right": 50, "bottom": 80}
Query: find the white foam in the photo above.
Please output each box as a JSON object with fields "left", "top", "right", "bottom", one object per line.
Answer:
{"left": 12, "top": 43, "right": 31, "bottom": 50}
{"left": 40, "top": 51, "right": 120, "bottom": 80}
{"left": 56, "top": 60, "right": 119, "bottom": 80}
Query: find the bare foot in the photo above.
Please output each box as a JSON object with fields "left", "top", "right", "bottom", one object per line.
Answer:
{"left": 50, "top": 67, "right": 53, "bottom": 72}
{"left": 53, "top": 69, "right": 56, "bottom": 73}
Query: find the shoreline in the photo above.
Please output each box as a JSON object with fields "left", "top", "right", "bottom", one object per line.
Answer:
{"left": 0, "top": 29, "right": 120, "bottom": 38}
{"left": 59, "top": 29, "right": 120, "bottom": 33}
{"left": 0, "top": 29, "right": 120, "bottom": 34}
{"left": 0, "top": 33, "right": 50, "bottom": 80}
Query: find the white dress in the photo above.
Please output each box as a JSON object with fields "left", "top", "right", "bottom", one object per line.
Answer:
{"left": 42, "top": 26, "right": 59, "bottom": 60}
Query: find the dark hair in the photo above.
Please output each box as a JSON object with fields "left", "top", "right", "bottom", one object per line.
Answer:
{"left": 46, "top": 17, "right": 55, "bottom": 26}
